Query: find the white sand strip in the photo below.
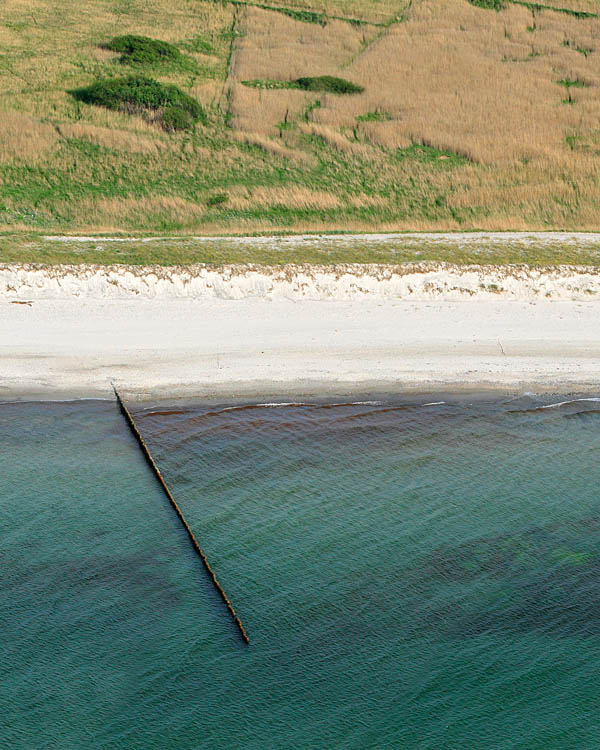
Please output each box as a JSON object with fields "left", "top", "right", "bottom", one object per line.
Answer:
{"left": 3, "top": 291, "right": 600, "bottom": 400}
{"left": 3, "top": 262, "right": 600, "bottom": 400}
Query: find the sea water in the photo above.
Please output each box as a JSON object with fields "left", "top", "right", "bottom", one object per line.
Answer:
{"left": 2, "top": 394, "right": 600, "bottom": 749}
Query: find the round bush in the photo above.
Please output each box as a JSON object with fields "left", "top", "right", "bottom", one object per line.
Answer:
{"left": 105, "top": 35, "right": 181, "bottom": 66}
{"left": 161, "top": 105, "right": 195, "bottom": 131}
{"left": 73, "top": 76, "right": 204, "bottom": 121}
{"left": 206, "top": 192, "right": 229, "bottom": 207}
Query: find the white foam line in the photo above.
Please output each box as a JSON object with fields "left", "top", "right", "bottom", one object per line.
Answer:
{"left": 424, "top": 401, "right": 446, "bottom": 406}
{"left": 321, "top": 401, "right": 383, "bottom": 406}
{"left": 539, "top": 397, "right": 600, "bottom": 409}
{"left": 256, "top": 402, "right": 315, "bottom": 407}
{"left": 231, "top": 401, "right": 382, "bottom": 408}
{"left": 217, "top": 405, "right": 257, "bottom": 412}
{"left": 0, "top": 397, "right": 112, "bottom": 405}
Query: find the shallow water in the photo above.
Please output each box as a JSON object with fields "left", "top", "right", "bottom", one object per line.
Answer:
{"left": 2, "top": 394, "right": 600, "bottom": 748}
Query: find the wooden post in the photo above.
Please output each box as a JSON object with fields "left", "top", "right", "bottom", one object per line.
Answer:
{"left": 112, "top": 384, "right": 250, "bottom": 645}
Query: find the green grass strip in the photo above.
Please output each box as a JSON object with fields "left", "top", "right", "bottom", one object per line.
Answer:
{"left": 470, "top": 0, "right": 598, "bottom": 16}
{"left": 4, "top": 233, "right": 600, "bottom": 267}
{"left": 228, "top": 0, "right": 387, "bottom": 26}
{"left": 509, "top": 0, "right": 598, "bottom": 18}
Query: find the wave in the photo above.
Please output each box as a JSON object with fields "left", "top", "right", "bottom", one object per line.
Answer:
{"left": 510, "top": 396, "right": 600, "bottom": 414}
{"left": 256, "top": 402, "right": 317, "bottom": 408}
{"left": 539, "top": 397, "right": 600, "bottom": 410}
{"left": 0, "top": 397, "right": 112, "bottom": 405}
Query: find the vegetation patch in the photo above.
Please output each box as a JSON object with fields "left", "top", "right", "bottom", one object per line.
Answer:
{"left": 562, "top": 39, "right": 593, "bottom": 57}
{"left": 558, "top": 76, "right": 587, "bottom": 103}
{"left": 295, "top": 76, "right": 364, "bottom": 94}
{"left": 206, "top": 192, "right": 229, "bottom": 206}
{"left": 394, "top": 143, "right": 471, "bottom": 166}
{"left": 277, "top": 7, "right": 327, "bottom": 24}
{"left": 468, "top": 0, "right": 506, "bottom": 10}
{"left": 557, "top": 77, "right": 587, "bottom": 88}
{"left": 303, "top": 100, "right": 322, "bottom": 121}
{"left": 566, "top": 133, "right": 586, "bottom": 150}
{"left": 241, "top": 79, "right": 296, "bottom": 89}
{"left": 229, "top": 0, "right": 372, "bottom": 27}
{"left": 357, "top": 110, "right": 392, "bottom": 122}
{"left": 181, "top": 35, "right": 217, "bottom": 55}
{"left": 254, "top": 3, "right": 327, "bottom": 25}
{"left": 510, "top": 0, "right": 598, "bottom": 19}
{"left": 72, "top": 76, "right": 205, "bottom": 130}
{"left": 557, "top": 77, "right": 588, "bottom": 103}
{"left": 161, "top": 106, "right": 196, "bottom": 132}
{"left": 103, "top": 35, "right": 197, "bottom": 73}
{"left": 242, "top": 76, "right": 364, "bottom": 93}
{"left": 104, "top": 35, "right": 182, "bottom": 66}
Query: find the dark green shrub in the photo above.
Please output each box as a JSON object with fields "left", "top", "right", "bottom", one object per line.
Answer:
{"left": 207, "top": 192, "right": 228, "bottom": 206}
{"left": 73, "top": 76, "right": 201, "bottom": 116}
{"left": 71, "top": 76, "right": 205, "bottom": 130}
{"left": 105, "top": 35, "right": 181, "bottom": 66}
{"left": 241, "top": 76, "right": 364, "bottom": 94}
{"left": 161, "top": 105, "right": 195, "bottom": 131}
{"left": 468, "top": 0, "right": 506, "bottom": 8}
{"left": 294, "top": 76, "right": 364, "bottom": 94}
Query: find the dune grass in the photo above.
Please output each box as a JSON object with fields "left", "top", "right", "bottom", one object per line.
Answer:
{"left": 2, "top": 0, "right": 600, "bottom": 254}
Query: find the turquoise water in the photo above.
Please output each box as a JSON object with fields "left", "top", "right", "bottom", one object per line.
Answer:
{"left": 2, "top": 394, "right": 600, "bottom": 748}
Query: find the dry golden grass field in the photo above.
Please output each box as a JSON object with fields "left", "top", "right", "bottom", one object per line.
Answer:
{"left": 2, "top": 0, "right": 600, "bottom": 247}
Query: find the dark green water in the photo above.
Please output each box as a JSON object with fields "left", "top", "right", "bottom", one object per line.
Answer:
{"left": 2, "top": 395, "right": 600, "bottom": 748}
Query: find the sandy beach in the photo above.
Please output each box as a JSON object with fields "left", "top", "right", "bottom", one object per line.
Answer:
{"left": 3, "top": 261, "right": 600, "bottom": 400}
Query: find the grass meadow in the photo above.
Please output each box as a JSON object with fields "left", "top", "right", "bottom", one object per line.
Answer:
{"left": 2, "top": 0, "right": 600, "bottom": 259}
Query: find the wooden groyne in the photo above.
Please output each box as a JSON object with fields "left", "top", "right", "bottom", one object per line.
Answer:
{"left": 112, "top": 384, "right": 250, "bottom": 645}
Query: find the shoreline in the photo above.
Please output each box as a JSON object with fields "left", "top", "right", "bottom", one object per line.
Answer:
{"left": 4, "top": 387, "right": 600, "bottom": 407}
